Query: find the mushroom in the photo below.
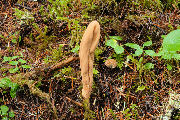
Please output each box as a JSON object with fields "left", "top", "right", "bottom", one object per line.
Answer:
{"left": 79, "top": 21, "right": 100, "bottom": 99}
{"left": 105, "top": 59, "right": 117, "bottom": 68}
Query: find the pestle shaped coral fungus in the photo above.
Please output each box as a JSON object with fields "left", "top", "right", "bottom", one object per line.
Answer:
{"left": 79, "top": 21, "right": 100, "bottom": 99}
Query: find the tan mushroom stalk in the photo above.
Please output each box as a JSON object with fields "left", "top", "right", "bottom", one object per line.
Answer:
{"left": 79, "top": 21, "right": 100, "bottom": 100}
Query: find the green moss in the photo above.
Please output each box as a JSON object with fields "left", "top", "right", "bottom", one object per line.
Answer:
{"left": 83, "top": 99, "right": 95, "bottom": 120}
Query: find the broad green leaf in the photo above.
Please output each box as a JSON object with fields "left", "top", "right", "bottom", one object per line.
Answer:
{"left": 106, "top": 39, "right": 118, "bottom": 48}
{"left": 10, "top": 82, "right": 19, "bottom": 98}
{"left": 145, "top": 50, "right": 156, "bottom": 57}
{"left": 2, "top": 117, "right": 8, "bottom": 120}
{"left": 0, "top": 105, "right": 9, "bottom": 116}
{"left": 10, "top": 82, "right": 19, "bottom": 91}
{"left": 172, "top": 54, "right": 180, "bottom": 60}
{"left": 123, "top": 108, "right": 130, "bottom": 114}
{"left": 156, "top": 50, "right": 164, "bottom": 56}
{"left": 2, "top": 56, "right": 12, "bottom": 62}
{"left": 0, "top": 34, "right": 5, "bottom": 39}
{"left": 134, "top": 48, "right": 143, "bottom": 56}
{"left": 125, "top": 43, "right": 141, "bottom": 49}
{"left": 3, "top": 91, "right": 7, "bottom": 94}
{"left": 109, "top": 36, "right": 122, "bottom": 40}
{"left": 93, "top": 68, "right": 99, "bottom": 75}
{"left": 12, "top": 56, "right": 20, "bottom": 60}
{"left": 143, "top": 41, "right": 152, "bottom": 48}
{"left": 114, "top": 46, "right": 124, "bottom": 54}
{"left": 8, "top": 61, "right": 18, "bottom": 65}
{"left": 19, "top": 52, "right": 23, "bottom": 57}
{"left": 9, "top": 67, "right": 19, "bottom": 73}
{"left": 167, "top": 64, "right": 172, "bottom": 70}
{"left": 0, "top": 77, "right": 11, "bottom": 88}
{"left": 139, "top": 57, "right": 143, "bottom": 63}
{"left": 161, "top": 35, "right": 166, "bottom": 39}
{"left": 136, "top": 85, "right": 146, "bottom": 92}
{"left": 125, "top": 113, "right": 131, "bottom": 118}
{"left": 9, "top": 111, "right": 15, "bottom": 118}
{"left": 10, "top": 90, "right": 17, "bottom": 98}
{"left": 144, "top": 63, "right": 154, "bottom": 70}
{"left": 18, "top": 59, "right": 26, "bottom": 64}
{"left": 12, "top": 38, "right": 17, "bottom": 43}
{"left": 162, "top": 51, "right": 177, "bottom": 60}
{"left": 163, "top": 29, "right": 180, "bottom": 51}
{"left": 162, "top": 54, "right": 172, "bottom": 60}
{"left": 22, "top": 65, "right": 31, "bottom": 69}
{"left": 71, "top": 45, "right": 80, "bottom": 53}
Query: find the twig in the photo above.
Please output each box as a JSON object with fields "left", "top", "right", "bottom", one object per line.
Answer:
{"left": 65, "top": 97, "right": 83, "bottom": 107}
{"left": 47, "top": 56, "right": 79, "bottom": 73}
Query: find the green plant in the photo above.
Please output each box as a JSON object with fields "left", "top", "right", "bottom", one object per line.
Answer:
{"left": 32, "top": 23, "right": 57, "bottom": 49}
{"left": 106, "top": 36, "right": 155, "bottom": 73}
{"left": 125, "top": 40, "right": 154, "bottom": 57}
{"left": 107, "top": 29, "right": 179, "bottom": 85}
{"left": 61, "top": 66, "right": 73, "bottom": 75}
{"left": 0, "top": 105, "right": 15, "bottom": 120}
{"left": 158, "top": 29, "right": 180, "bottom": 60}
{"left": 14, "top": 8, "right": 34, "bottom": 25}
{"left": 106, "top": 36, "right": 124, "bottom": 54}
{"left": 106, "top": 36, "right": 126, "bottom": 69}
{"left": 0, "top": 77, "right": 17, "bottom": 119}
{"left": 71, "top": 44, "right": 80, "bottom": 54}
{"left": 112, "top": 53, "right": 125, "bottom": 69}
{"left": 53, "top": 66, "right": 75, "bottom": 83}
{"left": 2, "top": 55, "right": 31, "bottom": 74}
{"left": 135, "top": 85, "right": 146, "bottom": 92}
{"left": 163, "top": 0, "right": 179, "bottom": 10}
{"left": 156, "top": 29, "right": 180, "bottom": 71}
{"left": 108, "top": 109, "right": 117, "bottom": 119}
{"left": 0, "top": 77, "right": 19, "bottom": 98}
{"left": 94, "top": 47, "right": 103, "bottom": 61}
{"left": 93, "top": 68, "right": 99, "bottom": 76}
{"left": 124, "top": 41, "right": 156, "bottom": 82}
{"left": 122, "top": 104, "right": 138, "bottom": 120}
{"left": 45, "top": 0, "right": 85, "bottom": 47}
{"left": 51, "top": 44, "right": 64, "bottom": 61}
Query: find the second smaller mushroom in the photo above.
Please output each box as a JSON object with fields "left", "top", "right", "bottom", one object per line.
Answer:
{"left": 105, "top": 59, "right": 117, "bottom": 68}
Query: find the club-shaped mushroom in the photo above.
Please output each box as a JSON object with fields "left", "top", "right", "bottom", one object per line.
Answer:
{"left": 79, "top": 21, "right": 100, "bottom": 100}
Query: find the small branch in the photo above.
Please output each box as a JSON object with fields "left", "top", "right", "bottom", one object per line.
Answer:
{"left": 45, "top": 56, "right": 79, "bottom": 74}
{"left": 65, "top": 96, "right": 83, "bottom": 107}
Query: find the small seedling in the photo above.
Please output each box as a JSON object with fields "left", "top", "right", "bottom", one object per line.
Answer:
{"left": 2, "top": 55, "right": 31, "bottom": 74}
{"left": 0, "top": 105, "right": 15, "bottom": 120}
{"left": 0, "top": 77, "right": 19, "bottom": 98}
{"left": 106, "top": 36, "right": 124, "bottom": 54}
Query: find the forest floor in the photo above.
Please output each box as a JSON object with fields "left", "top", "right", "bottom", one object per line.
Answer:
{"left": 0, "top": 0, "right": 180, "bottom": 120}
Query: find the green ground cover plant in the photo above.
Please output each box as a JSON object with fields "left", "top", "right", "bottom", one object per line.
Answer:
{"left": 0, "top": 105, "right": 15, "bottom": 120}
{"left": 2, "top": 55, "right": 31, "bottom": 74}
{"left": 0, "top": 77, "right": 17, "bottom": 119}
